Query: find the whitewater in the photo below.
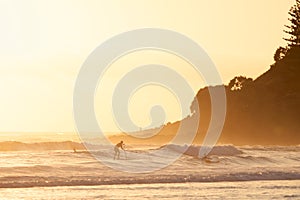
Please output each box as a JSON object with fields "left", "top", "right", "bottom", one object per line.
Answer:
{"left": 0, "top": 143, "right": 299, "bottom": 199}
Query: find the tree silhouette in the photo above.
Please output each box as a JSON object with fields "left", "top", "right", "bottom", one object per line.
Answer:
{"left": 274, "top": 47, "right": 287, "bottom": 62}
{"left": 228, "top": 76, "right": 253, "bottom": 91}
{"left": 284, "top": 0, "right": 300, "bottom": 47}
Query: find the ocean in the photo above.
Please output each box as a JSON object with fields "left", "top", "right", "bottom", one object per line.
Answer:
{"left": 0, "top": 143, "right": 299, "bottom": 199}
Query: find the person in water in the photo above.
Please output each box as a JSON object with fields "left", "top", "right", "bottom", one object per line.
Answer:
{"left": 114, "top": 141, "right": 125, "bottom": 160}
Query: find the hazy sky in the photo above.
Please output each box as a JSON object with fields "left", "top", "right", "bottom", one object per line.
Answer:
{"left": 0, "top": 0, "right": 294, "bottom": 132}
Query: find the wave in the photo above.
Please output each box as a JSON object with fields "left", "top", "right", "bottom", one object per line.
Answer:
{"left": 0, "top": 141, "right": 112, "bottom": 152}
{"left": 0, "top": 141, "right": 242, "bottom": 155}
{"left": 240, "top": 145, "right": 300, "bottom": 152}
{"left": 0, "top": 141, "right": 87, "bottom": 151}
{"left": 0, "top": 143, "right": 299, "bottom": 188}
{"left": 0, "top": 171, "right": 299, "bottom": 188}
{"left": 1, "top": 141, "right": 298, "bottom": 153}
{"left": 165, "top": 144, "right": 243, "bottom": 157}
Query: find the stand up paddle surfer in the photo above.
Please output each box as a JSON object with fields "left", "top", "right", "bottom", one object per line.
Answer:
{"left": 114, "top": 141, "right": 125, "bottom": 160}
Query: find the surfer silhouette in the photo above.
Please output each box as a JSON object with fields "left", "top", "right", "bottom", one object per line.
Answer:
{"left": 114, "top": 141, "right": 125, "bottom": 160}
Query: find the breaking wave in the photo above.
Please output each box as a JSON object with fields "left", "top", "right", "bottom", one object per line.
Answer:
{"left": 0, "top": 141, "right": 98, "bottom": 151}
{"left": 165, "top": 144, "right": 243, "bottom": 157}
{"left": 0, "top": 143, "right": 299, "bottom": 188}
{"left": 0, "top": 171, "right": 299, "bottom": 188}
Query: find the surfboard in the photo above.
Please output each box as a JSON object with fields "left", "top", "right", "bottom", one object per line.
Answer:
{"left": 203, "top": 156, "right": 220, "bottom": 163}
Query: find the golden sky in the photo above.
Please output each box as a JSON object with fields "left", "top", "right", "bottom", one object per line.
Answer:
{"left": 0, "top": 0, "right": 294, "bottom": 132}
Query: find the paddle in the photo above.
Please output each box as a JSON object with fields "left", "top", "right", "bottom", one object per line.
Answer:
{"left": 123, "top": 149, "right": 127, "bottom": 159}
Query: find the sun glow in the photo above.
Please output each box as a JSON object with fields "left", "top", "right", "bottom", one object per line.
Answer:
{"left": 0, "top": 0, "right": 294, "bottom": 133}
